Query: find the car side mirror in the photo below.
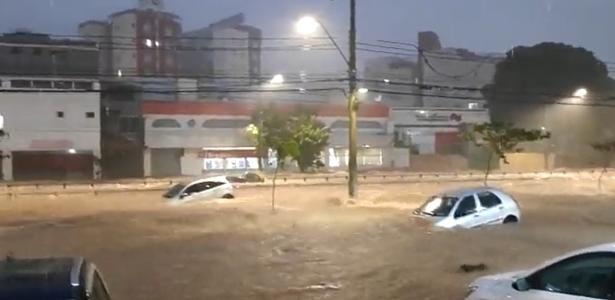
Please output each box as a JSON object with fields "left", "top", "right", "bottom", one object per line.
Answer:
{"left": 180, "top": 192, "right": 189, "bottom": 199}
{"left": 512, "top": 278, "right": 530, "bottom": 292}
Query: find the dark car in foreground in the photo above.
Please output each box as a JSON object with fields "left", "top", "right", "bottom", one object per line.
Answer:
{"left": 0, "top": 256, "right": 112, "bottom": 300}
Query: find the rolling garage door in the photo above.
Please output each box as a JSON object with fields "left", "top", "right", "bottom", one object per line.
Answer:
{"left": 12, "top": 151, "right": 94, "bottom": 181}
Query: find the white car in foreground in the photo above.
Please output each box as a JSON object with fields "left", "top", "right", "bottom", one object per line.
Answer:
{"left": 466, "top": 243, "right": 615, "bottom": 300}
{"left": 413, "top": 187, "right": 521, "bottom": 229}
{"left": 163, "top": 176, "right": 235, "bottom": 204}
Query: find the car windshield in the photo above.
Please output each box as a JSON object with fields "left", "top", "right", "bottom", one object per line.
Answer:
{"left": 163, "top": 184, "right": 186, "bottom": 198}
{"left": 419, "top": 196, "right": 458, "bottom": 217}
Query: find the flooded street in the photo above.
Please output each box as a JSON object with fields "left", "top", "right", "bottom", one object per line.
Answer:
{"left": 0, "top": 178, "right": 614, "bottom": 299}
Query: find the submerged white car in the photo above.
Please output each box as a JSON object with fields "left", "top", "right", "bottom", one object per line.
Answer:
{"left": 163, "top": 176, "right": 235, "bottom": 203}
{"left": 413, "top": 187, "right": 521, "bottom": 229}
{"left": 466, "top": 243, "right": 615, "bottom": 300}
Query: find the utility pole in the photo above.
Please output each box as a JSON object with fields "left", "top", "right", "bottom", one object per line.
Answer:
{"left": 347, "top": 0, "right": 358, "bottom": 198}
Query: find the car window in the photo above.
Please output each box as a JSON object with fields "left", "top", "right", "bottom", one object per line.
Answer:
{"left": 163, "top": 184, "right": 186, "bottom": 198}
{"left": 527, "top": 252, "right": 615, "bottom": 299}
{"left": 477, "top": 192, "right": 502, "bottom": 208}
{"left": 419, "top": 196, "right": 458, "bottom": 217}
{"left": 184, "top": 181, "right": 223, "bottom": 195}
{"left": 454, "top": 196, "right": 476, "bottom": 218}
{"left": 90, "top": 271, "right": 111, "bottom": 300}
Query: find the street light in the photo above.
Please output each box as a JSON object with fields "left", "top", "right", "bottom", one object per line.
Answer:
{"left": 270, "top": 74, "right": 285, "bottom": 85}
{"left": 296, "top": 16, "right": 320, "bottom": 35}
{"left": 296, "top": 0, "right": 359, "bottom": 198}
{"left": 573, "top": 88, "right": 588, "bottom": 99}
{"left": 358, "top": 88, "right": 369, "bottom": 94}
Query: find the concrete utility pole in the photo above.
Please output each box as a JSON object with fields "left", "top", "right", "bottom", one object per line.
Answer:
{"left": 347, "top": 0, "right": 358, "bottom": 198}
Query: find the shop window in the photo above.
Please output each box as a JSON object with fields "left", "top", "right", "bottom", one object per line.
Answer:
{"left": 152, "top": 118, "right": 181, "bottom": 128}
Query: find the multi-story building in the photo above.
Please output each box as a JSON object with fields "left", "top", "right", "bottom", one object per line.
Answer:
{"left": 0, "top": 77, "right": 101, "bottom": 181}
{"left": 418, "top": 31, "right": 503, "bottom": 109}
{"left": 0, "top": 32, "right": 101, "bottom": 181}
{"left": 0, "top": 32, "right": 98, "bottom": 77}
{"left": 363, "top": 56, "right": 418, "bottom": 107}
{"left": 79, "top": 0, "right": 182, "bottom": 77}
{"left": 180, "top": 13, "right": 262, "bottom": 92}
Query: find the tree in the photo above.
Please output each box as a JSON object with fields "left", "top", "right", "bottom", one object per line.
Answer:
{"left": 288, "top": 111, "right": 329, "bottom": 172}
{"left": 485, "top": 42, "right": 615, "bottom": 123}
{"left": 591, "top": 141, "right": 615, "bottom": 191}
{"left": 248, "top": 105, "right": 330, "bottom": 173}
{"left": 462, "top": 122, "right": 550, "bottom": 185}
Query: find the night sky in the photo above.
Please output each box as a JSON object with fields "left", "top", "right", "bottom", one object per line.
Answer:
{"left": 1, "top": 0, "right": 614, "bottom": 74}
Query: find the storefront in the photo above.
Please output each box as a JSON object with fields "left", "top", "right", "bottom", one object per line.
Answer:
{"left": 200, "top": 147, "right": 259, "bottom": 171}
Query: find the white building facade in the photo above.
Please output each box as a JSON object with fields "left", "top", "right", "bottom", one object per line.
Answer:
{"left": 142, "top": 100, "right": 407, "bottom": 176}
{"left": 392, "top": 107, "right": 490, "bottom": 154}
{"left": 0, "top": 77, "right": 101, "bottom": 181}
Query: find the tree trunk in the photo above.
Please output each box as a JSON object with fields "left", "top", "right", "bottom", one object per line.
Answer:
{"left": 599, "top": 165, "right": 607, "bottom": 192}
{"left": 484, "top": 151, "right": 492, "bottom": 186}
{"left": 271, "top": 160, "right": 280, "bottom": 212}
{"left": 257, "top": 152, "right": 263, "bottom": 171}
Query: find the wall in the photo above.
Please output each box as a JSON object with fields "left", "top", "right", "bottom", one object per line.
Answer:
{"left": 499, "top": 153, "right": 554, "bottom": 173}
{"left": 111, "top": 13, "right": 137, "bottom": 75}
{"left": 211, "top": 27, "right": 250, "bottom": 78}
{"left": 0, "top": 89, "right": 100, "bottom": 153}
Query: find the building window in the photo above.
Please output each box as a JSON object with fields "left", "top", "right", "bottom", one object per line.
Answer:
{"left": 10, "top": 80, "right": 31, "bottom": 88}
{"left": 86, "top": 112, "right": 95, "bottom": 118}
{"left": 33, "top": 80, "right": 52, "bottom": 88}
{"left": 32, "top": 48, "right": 42, "bottom": 55}
{"left": 54, "top": 81, "right": 72, "bottom": 89}
{"left": 10, "top": 47, "right": 22, "bottom": 54}
{"left": 56, "top": 111, "right": 65, "bottom": 118}
{"left": 202, "top": 119, "right": 250, "bottom": 129}
{"left": 74, "top": 81, "right": 93, "bottom": 90}
{"left": 152, "top": 118, "right": 181, "bottom": 128}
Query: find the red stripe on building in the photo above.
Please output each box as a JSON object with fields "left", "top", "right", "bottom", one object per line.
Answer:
{"left": 141, "top": 101, "right": 389, "bottom": 118}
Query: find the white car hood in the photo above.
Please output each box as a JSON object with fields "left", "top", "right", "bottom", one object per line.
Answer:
{"left": 469, "top": 270, "right": 530, "bottom": 298}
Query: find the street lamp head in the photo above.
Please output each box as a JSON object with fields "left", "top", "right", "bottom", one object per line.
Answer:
{"left": 270, "top": 74, "right": 285, "bottom": 85}
{"left": 573, "top": 88, "right": 588, "bottom": 99}
{"left": 358, "top": 88, "right": 369, "bottom": 94}
{"left": 296, "top": 16, "right": 320, "bottom": 35}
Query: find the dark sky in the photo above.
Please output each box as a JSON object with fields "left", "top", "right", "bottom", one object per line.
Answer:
{"left": 1, "top": 0, "right": 614, "bottom": 74}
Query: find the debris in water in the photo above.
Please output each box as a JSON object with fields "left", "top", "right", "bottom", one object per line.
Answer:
{"left": 459, "top": 263, "right": 487, "bottom": 273}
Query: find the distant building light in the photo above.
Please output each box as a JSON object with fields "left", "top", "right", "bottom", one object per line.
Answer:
{"left": 68, "top": 148, "right": 77, "bottom": 154}
{"left": 417, "top": 110, "right": 427, "bottom": 114}
{"left": 298, "top": 88, "right": 307, "bottom": 93}
{"left": 0, "top": 114, "right": 4, "bottom": 130}
{"left": 374, "top": 95, "right": 382, "bottom": 102}
{"left": 154, "top": 40, "right": 160, "bottom": 47}
{"left": 468, "top": 102, "right": 479, "bottom": 109}
{"left": 145, "top": 39, "right": 153, "bottom": 48}
{"left": 358, "top": 87, "right": 369, "bottom": 94}
{"left": 383, "top": 79, "right": 390, "bottom": 84}
{"left": 117, "top": 69, "right": 123, "bottom": 77}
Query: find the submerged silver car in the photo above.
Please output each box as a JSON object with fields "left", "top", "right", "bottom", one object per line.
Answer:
{"left": 163, "top": 176, "right": 235, "bottom": 204}
{"left": 413, "top": 187, "right": 521, "bottom": 229}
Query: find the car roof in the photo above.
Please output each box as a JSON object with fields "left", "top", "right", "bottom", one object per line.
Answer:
{"left": 439, "top": 186, "right": 506, "bottom": 197}
{"left": 188, "top": 176, "right": 230, "bottom": 185}
{"left": 0, "top": 257, "right": 84, "bottom": 299}
{"left": 529, "top": 243, "right": 615, "bottom": 273}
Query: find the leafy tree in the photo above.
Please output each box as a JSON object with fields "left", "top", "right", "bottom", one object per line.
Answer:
{"left": 485, "top": 42, "right": 615, "bottom": 123}
{"left": 288, "top": 112, "right": 329, "bottom": 172}
{"left": 591, "top": 141, "right": 615, "bottom": 191}
{"left": 462, "top": 122, "right": 551, "bottom": 185}
{"left": 248, "top": 105, "right": 330, "bottom": 173}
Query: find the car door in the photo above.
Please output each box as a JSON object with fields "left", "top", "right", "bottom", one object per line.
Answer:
{"left": 179, "top": 182, "right": 211, "bottom": 202}
{"left": 517, "top": 252, "right": 615, "bottom": 300}
{"left": 452, "top": 195, "right": 482, "bottom": 228}
{"left": 477, "top": 191, "right": 505, "bottom": 225}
